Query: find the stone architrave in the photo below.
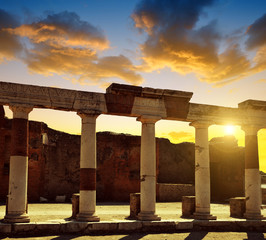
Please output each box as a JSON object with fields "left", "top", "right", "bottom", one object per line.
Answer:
{"left": 76, "top": 112, "right": 100, "bottom": 222}
{"left": 190, "top": 121, "right": 216, "bottom": 220}
{"left": 137, "top": 115, "right": 161, "bottom": 221}
{"left": 4, "top": 105, "right": 32, "bottom": 223}
{"left": 242, "top": 125, "right": 264, "bottom": 219}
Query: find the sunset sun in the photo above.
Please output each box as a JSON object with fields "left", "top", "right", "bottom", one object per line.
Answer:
{"left": 225, "top": 125, "right": 235, "bottom": 135}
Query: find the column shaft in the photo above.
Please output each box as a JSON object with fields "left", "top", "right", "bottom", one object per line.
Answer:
{"left": 190, "top": 121, "right": 216, "bottom": 220}
{"left": 243, "top": 125, "right": 263, "bottom": 219}
{"left": 4, "top": 105, "right": 32, "bottom": 223}
{"left": 138, "top": 116, "right": 161, "bottom": 221}
{"left": 77, "top": 113, "right": 100, "bottom": 222}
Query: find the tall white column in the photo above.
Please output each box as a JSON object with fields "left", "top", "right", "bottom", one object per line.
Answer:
{"left": 190, "top": 121, "right": 216, "bottom": 220}
{"left": 137, "top": 115, "right": 161, "bottom": 221}
{"left": 76, "top": 112, "right": 100, "bottom": 222}
{"left": 4, "top": 105, "right": 32, "bottom": 223}
{"left": 242, "top": 125, "right": 263, "bottom": 219}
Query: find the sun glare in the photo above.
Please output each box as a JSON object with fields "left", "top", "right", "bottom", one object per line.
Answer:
{"left": 225, "top": 125, "right": 235, "bottom": 135}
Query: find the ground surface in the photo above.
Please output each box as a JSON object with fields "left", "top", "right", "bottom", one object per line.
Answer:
{"left": 1, "top": 202, "right": 266, "bottom": 239}
{"left": 0, "top": 202, "right": 236, "bottom": 222}
{"left": 1, "top": 232, "right": 266, "bottom": 240}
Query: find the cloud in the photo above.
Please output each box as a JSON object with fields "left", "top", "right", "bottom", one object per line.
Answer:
{"left": 256, "top": 79, "right": 266, "bottom": 83}
{"left": 168, "top": 131, "right": 194, "bottom": 143}
{"left": 246, "top": 14, "right": 266, "bottom": 50}
{"left": 132, "top": 0, "right": 266, "bottom": 86}
{"left": 0, "top": 9, "right": 23, "bottom": 63}
{"left": 0, "top": 10, "right": 143, "bottom": 86}
{"left": 7, "top": 11, "right": 109, "bottom": 50}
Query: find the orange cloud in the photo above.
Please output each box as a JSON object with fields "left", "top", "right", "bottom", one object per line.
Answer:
{"left": 0, "top": 10, "right": 143, "bottom": 86}
{"left": 132, "top": 1, "right": 266, "bottom": 87}
{"left": 7, "top": 12, "right": 109, "bottom": 50}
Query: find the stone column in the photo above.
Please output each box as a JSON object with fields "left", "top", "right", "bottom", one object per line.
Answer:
{"left": 242, "top": 125, "right": 263, "bottom": 219}
{"left": 76, "top": 112, "right": 100, "bottom": 222}
{"left": 4, "top": 105, "right": 32, "bottom": 223}
{"left": 190, "top": 121, "right": 216, "bottom": 220}
{"left": 137, "top": 115, "right": 161, "bottom": 221}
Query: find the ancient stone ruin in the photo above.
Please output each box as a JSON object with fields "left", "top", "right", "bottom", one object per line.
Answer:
{"left": 0, "top": 81, "right": 265, "bottom": 223}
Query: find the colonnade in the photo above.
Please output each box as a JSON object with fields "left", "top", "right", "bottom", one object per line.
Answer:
{"left": 3, "top": 106, "right": 264, "bottom": 223}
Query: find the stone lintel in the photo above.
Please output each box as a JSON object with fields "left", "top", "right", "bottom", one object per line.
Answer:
{"left": 187, "top": 103, "right": 243, "bottom": 125}
{"left": 106, "top": 83, "right": 193, "bottom": 100}
{"left": 106, "top": 83, "right": 142, "bottom": 96}
{"left": 238, "top": 100, "right": 266, "bottom": 111}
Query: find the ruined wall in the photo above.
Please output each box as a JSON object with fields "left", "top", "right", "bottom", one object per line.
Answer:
{"left": 0, "top": 106, "right": 10, "bottom": 200}
{"left": 158, "top": 139, "right": 195, "bottom": 184}
{"left": 209, "top": 136, "right": 245, "bottom": 201}
{"left": 0, "top": 111, "right": 245, "bottom": 202}
{"left": 97, "top": 133, "right": 141, "bottom": 201}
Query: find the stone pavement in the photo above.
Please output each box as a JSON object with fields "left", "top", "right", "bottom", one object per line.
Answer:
{"left": 0, "top": 202, "right": 266, "bottom": 236}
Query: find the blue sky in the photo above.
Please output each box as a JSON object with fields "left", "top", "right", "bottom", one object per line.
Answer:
{"left": 0, "top": 0, "right": 266, "bottom": 169}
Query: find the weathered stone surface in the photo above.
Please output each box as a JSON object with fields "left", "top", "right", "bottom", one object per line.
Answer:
{"left": 182, "top": 196, "right": 195, "bottom": 218}
{"left": 209, "top": 136, "right": 245, "bottom": 201}
{"left": 157, "top": 184, "right": 194, "bottom": 202}
{"left": 65, "top": 221, "right": 88, "bottom": 233}
{"left": 187, "top": 103, "right": 243, "bottom": 125}
{"left": 0, "top": 223, "right": 11, "bottom": 233}
{"left": 118, "top": 221, "right": 142, "bottom": 231}
{"left": 230, "top": 197, "right": 246, "bottom": 218}
{"left": 88, "top": 222, "right": 118, "bottom": 232}
{"left": 12, "top": 223, "right": 36, "bottom": 232}
{"left": 176, "top": 221, "right": 193, "bottom": 230}
{"left": 262, "top": 188, "right": 266, "bottom": 204}
{"left": 238, "top": 99, "right": 266, "bottom": 111}
{"left": 72, "top": 193, "right": 80, "bottom": 219}
{"left": 157, "top": 139, "right": 195, "bottom": 185}
{"left": 129, "top": 193, "right": 140, "bottom": 219}
{"left": 142, "top": 221, "right": 176, "bottom": 232}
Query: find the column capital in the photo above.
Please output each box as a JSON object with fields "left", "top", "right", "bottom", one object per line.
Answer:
{"left": 241, "top": 125, "right": 262, "bottom": 135}
{"left": 77, "top": 110, "right": 101, "bottom": 123}
{"left": 137, "top": 115, "right": 161, "bottom": 124}
{"left": 189, "top": 120, "right": 212, "bottom": 129}
{"left": 9, "top": 104, "right": 33, "bottom": 119}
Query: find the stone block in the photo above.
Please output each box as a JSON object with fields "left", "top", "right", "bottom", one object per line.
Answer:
{"left": 176, "top": 221, "right": 193, "bottom": 230}
{"left": 65, "top": 221, "right": 88, "bottom": 233}
{"left": 55, "top": 195, "right": 66, "bottom": 203}
{"left": 12, "top": 223, "right": 36, "bottom": 232}
{"left": 36, "top": 222, "right": 61, "bottom": 233}
{"left": 129, "top": 193, "right": 140, "bottom": 219}
{"left": 142, "top": 221, "right": 176, "bottom": 232}
{"left": 118, "top": 222, "right": 142, "bottom": 231}
{"left": 0, "top": 223, "right": 11, "bottom": 233}
{"left": 72, "top": 193, "right": 80, "bottom": 219}
{"left": 88, "top": 222, "right": 118, "bottom": 232}
{"left": 230, "top": 197, "right": 246, "bottom": 218}
{"left": 181, "top": 196, "right": 195, "bottom": 218}
{"left": 262, "top": 188, "right": 266, "bottom": 204}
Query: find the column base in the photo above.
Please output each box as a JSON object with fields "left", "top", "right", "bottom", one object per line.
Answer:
{"left": 193, "top": 212, "right": 217, "bottom": 220}
{"left": 138, "top": 212, "right": 161, "bottom": 221}
{"left": 4, "top": 213, "right": 30, "bottom": 223}
{"left": 244, "top": 212, "right": 264, "bottom": 220}
{"left": 76, "top": 213, "right": 100, "bottom": 222}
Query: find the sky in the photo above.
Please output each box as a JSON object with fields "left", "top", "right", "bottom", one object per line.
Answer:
{"left": 0, "top": 0, "right": 266, "bottom": 169}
